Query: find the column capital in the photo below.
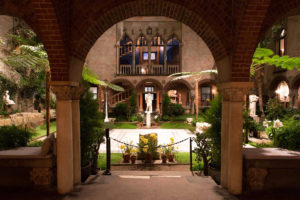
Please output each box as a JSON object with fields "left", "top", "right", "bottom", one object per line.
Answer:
{"left": 51, "top": 82, "right": 84, "bottom": 101}
{"left": 218, "top": 82, "right": 253, "bottom": 102}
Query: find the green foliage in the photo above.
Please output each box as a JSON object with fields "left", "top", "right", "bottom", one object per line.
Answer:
{"left": 162, "top": 94, "right": 171, "bottom": 117}
{"left": 129, "top": 115, "right": 137, "bottom": 122}
{"left": 265, "top": 98, "right": 285, "bottom": 120}
{"left": 137, "top": 114, "right": 143, "bottom": 123}
{"left": 161, "top": 115, "right": 170, "bottom": 121}
{"left": 169, "top": 103, "right": 185, "bottom": 116}
{"left": 194, "top": 132, "right": 212, "bottom": 175}
{"left": 113, "top": 123, "right": 137, "bottom": 129}
{"left": 276, "top": 116, "right": 300, "bottom": 150}
{"left": 0, "top": 125, "right": 33, "bottom": 150}
{"left": 27, "top": 140, "right": 43, "bottom": 147}
{"left": 202, "top": 94, "right": 222, "bottom": 169}
{"left": 113, "top": 102, "right": 128, "bottom": 121}
{"left": 160, "top": 122, "right": 195, "bottom": 132}
{"left": 243, "top": 110, "right": 262, "bottom": 133}
{"left": 172, "top": 114, "right": 195, "bottom": 122}
{"left": 80, "top": 83, "right": 105, "bottom": 167}
{"left": 168, "top": 70, "right": 218, "bottom": 81}
{"left": 129, "top": 92, "right": 137, "bottom": 116}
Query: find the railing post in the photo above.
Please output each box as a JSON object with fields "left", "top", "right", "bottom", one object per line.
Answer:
{"left": 103, "top": 128, "right": 111, "bottom": 175}
{"left": 190, "top": 137, "right": 193, "bottom": 172}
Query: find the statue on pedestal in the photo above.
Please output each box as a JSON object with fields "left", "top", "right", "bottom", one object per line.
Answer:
{"left": 249, "top": 94, "right": 259, "bottom": 117}
{"left": 3, "top": 90, "right": 15, "bottom": 113}
{"left": 145, "top": 93, "right": 153, "bottom": 128}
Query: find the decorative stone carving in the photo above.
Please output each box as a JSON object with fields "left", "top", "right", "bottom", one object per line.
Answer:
{"left": 218, "top": 82, "right": 253, "bottom": 102}
{"left": 51, "top": 84, "right": 84, "bottom": 101}
{"left": 30, "top": 168, "right": 54, "bottom": 185}
{"left": 249, "top": 95, "right": 259, "bottom": 116}
{"left": 246, "top": 168, "right": 268, "bottom": 191}
{"left": 71, "top": 85, "right": 85, "bottom": 100}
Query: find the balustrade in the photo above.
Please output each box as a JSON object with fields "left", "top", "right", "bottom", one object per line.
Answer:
{"left": 118, "top": 64, "right": 179, "bottom": 75}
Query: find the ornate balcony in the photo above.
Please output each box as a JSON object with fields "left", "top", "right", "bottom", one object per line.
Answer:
{"left": 117, "top": 64, "right": 180, "bottom": 76}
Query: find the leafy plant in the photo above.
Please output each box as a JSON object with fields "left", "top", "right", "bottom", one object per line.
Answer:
{"left": 194, "top": 132, "right": 212, "bottom": 176}
{"left": 265, "top": 98, "right": 285, "bottom": 120}
{"left": 129, "top": 92, "right": 137, "bottom": 117}
{"left": 169, "top": 103, "right": 185, "bottom": 116}
{"left": 113, "top": 102, "right": 129, "bottom": 121}
{"left": 162, "top": 93, "right": 171, "bottom": 117}
{"left": 276, "top": 117, "right": 300, "bottom": 150}
{"left": 0, "top": 125, "right": 33, "bottom": 150}
{"left": 137, "top": 133, "right": 159, "bottom": 160}
{"left": 202, "top": 94, "right": 222, "bottom": 169}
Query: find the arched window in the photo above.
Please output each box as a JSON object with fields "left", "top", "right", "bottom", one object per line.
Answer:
{"left": 151, "top": 35, "right": 164, "bottom": 65}
{"left": 167, "top": 35, "right": 180, "bottom": 64}
{"left": 119, "top": 35, "right": 132, "bottom": 65}
{"left": 275, "top": 81, "right": 289, "bottom": 102}
{"left": 135, "top": 34, "right": 147, "bottom": 66}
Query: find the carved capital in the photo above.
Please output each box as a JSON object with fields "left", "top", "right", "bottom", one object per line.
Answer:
{"left": 51, "top": 85, "right": 73, "bottom": 101}
{"left": 218, "top": 82, "right": 253, "bottom": 102}
{"left": 70, "top": 85, "right": 85, "bottom": 100}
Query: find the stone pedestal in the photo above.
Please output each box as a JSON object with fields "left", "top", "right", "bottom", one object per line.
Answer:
{"left": 218, "top": 82, "right": 253, "bottom": 195}
{"left": 51, "top": 82, "right": 81, "bottom": 194}
{"left": 146, "top": 111, "right": 151, "bottom": 128}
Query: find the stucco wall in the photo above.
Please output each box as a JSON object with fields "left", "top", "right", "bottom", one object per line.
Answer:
{"left": 85, "top": 17, "right": 215, "bottom": 89}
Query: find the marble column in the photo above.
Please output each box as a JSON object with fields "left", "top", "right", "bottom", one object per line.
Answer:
{"left": 132, "top": 45, "right": 136, "bottom": 74}
{"left": 71, "top": 85, "right": 84, "bottom": 185}
{"left": 164, "top": 43, "right": 167, "bottom": 74}
{"left": 97, "top": 85, "right": 103, "bottom": 112}
{"left": 139, "top": 92, "right": 143, "bottom": 112}
{"left": 51, "top": 82, "right": 78, "bottom": 194}
{"left": 195, "top": 80, "right": 199, "bottom": 120}
{"left": 148, "top": 44, "right": 151, "bottom": 74}
{"left": 156, "top": 91, "right": 160, "bottom": 113}
{"left": 218, "top": 82, "right": 252, "bottom": 195}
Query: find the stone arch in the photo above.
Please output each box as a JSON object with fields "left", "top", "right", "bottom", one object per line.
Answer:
{"left": 291, "top": 74, "right": 300, "bottom": 89}
{"left": 71, "top": 0, "right": 228, "bottom": 63}
{"left": 136, "top": 78, "right": 163, "bottom": 91}
{"left": 164, "top": 79, "right": 192, "bottom": 91}
{"left": 269, "top": 76, "right": 290, "bottom": 91}
{"left": 110, "top": 78, "right": 135, "bottom": 90}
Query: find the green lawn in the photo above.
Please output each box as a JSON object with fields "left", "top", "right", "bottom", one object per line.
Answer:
{"left": 98, "top": 152, "right": 203, "bottom": 171}
{"left": 113, "top": 123, "right": 137, "bottom": 129}
{"left": 33, "top": 121, "right": 57, "bottom": 139}
{"left": 248, "top": 141, "right": 274, "bottom": 148}
{"left": 171, "top": 114, "right": 196, "bottom": 121}
{"left": 97, "top": 153, "right": 123, "bottom": 170}
{"left": 160, "top": 122, "right": 195, "bottom": 132}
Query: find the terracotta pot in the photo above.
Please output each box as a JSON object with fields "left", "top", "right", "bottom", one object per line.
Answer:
{"left": 130, "top": 155, "right": 137, "bottom": 164}
{"left": 144, "top": 153, "right": 153, "bottom": 163}
{"left": 161, "top": 154, "right": 167, "bottom": 163}
{"left": 123, "top": 154, "right": 131, "bottom": 163}
{"left": 168, "top": 154, "right": 174, "bottom": 162}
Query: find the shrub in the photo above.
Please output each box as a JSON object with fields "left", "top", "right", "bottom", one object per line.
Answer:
{"left": 162, "top": 94, "right": 171, "bottom": 116}
{"left": 276, "top": 117, "right": 300, "bottom": 150}
{"left": 161, "top": 115, "right": 170, "bottom": 121}
{"left": 265, "top": 98, "right": 285, "bottom": 120}
{"left": 169, "top": 103, "right": 185, "bottom": 116}
{"left": 0, "top": 126, "right": 33, "bottom": 150}
{"left": 80, "top": 82, "right": 105, "bottom": 176}
{"left": 202, "top": 94, "right": 222, "bottom": 169}
{"left": 137, "top": 114, "right": 143, "bottom": 123}
{"left": 129, "top": 92, "right": 137, "bottom": 116}
{"left": 113, "top": 102, "right": 128, "bottom": 121}
{"left": 129, "top": 115, "right": 137, "bottom": 122}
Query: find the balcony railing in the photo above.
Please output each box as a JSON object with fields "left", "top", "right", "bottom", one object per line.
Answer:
{"left": 118, "top": 64, "right": 180, "bottom": 75}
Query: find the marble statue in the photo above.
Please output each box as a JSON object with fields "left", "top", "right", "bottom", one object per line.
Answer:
{"left": 249, "top": 94, "right": 259, "bottom": 117}
{"left": 3, "top": 90, "right": 15, "bottom": 105}
{"left": 145, "top": 93, "right": 153, "bottom": 113}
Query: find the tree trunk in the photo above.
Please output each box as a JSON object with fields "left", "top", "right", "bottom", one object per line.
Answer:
{"left": 195, "top": 79, "right": 199, "bottom": 120}
{"left": 46, "top": 69, "right": 51, "bottom": 136}
{"left": 256, "top": 71, "right": 265, "bottom": 118}
{"left": 203, "top": 155, "right": 208, "bottom": 176}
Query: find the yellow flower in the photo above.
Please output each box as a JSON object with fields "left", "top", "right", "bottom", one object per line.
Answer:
{"left": 150, "top": 133, "right": 156, "bottom": 138}
{"left": 130, "top": 149, "right": 136, "bottom": 154}
{"left": 143, "top": 138, "right": 149, "bottom": 144}
{"left": 170, "top": 137, "right": 174, "bottom": 143}
{"left": 158, "top": 148, "right": 162, "bottom": 153}
{"left": 120, "top": 145, "right": 125, "bottom": 149}
{"left": 176, "top": 146, "right": 179, "bottom": 150}
{"left": 143, "top": 147, "right": 148, "bottom": 153}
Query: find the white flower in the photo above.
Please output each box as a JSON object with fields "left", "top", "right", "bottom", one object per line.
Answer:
{"left": 273, "top": 119, "right": 283, "bottom": 129}
{"left": 154, "top": 115, "right": 158, "bottom": 119}
{"left": 263, "top": 119, "right": 270, "bottom": 127}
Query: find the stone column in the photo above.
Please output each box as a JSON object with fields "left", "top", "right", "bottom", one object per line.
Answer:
{"left": 164, "top": 43, "right": 167, "bottom": 74}
{"left": 139, "top": 92, "right": 143, "bottom": 112}
{"left": 51, "top": 82, "right": 78, "bottom": 194}
{"left": 148, "top": 44, "right": 151, "bottom": 74}
{"left": 156, "top": 91, "right": 160, "bottom": 113}
{"left": 218, "top": 82, "right": 252, "bottom": 195}
{"left": 97, "top": 85, "right": 103, "bottom": 112}
{"left": 71, "top": 85, "right": 85, "bottom": 185}
{"left": 132, "top": 45, "right": 136, "bottom": 74}
{"left": 195, "top": 80, "right": 199, "bottom": 120}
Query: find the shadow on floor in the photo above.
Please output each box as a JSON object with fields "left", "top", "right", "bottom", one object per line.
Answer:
{"left": 236, "top": 189, "right": 300, "bottom": 200}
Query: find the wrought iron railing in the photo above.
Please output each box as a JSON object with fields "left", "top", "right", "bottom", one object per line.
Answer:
{"left": 118, "top": 64, "right": 180, "bottom": 76}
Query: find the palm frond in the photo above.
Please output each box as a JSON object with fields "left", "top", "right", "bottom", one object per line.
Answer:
{"left": 169, "top": 69, "right": 217, "bottom": 81}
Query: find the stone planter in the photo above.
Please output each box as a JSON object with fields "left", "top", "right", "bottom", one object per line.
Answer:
{"left": 144, "top": 153, "right": 153, "bottom": 163}
{"left": 123, "top": 154, "right": 131, "bottom": 163}
{"left": 161, "top": 154, "right": 167, "bottom": 163}
{"left": 168, "top": 154, "right": 174, "bottom": 162}
{"left": 130, "top": 155, "right": 137, "bottom": 164}
{"left": 81, "top": 161, "right": 92, "bottom": 183}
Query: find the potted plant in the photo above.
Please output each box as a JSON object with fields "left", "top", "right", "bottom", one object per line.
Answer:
{"left": 159, "top": 148, "right": 168, "bottom": 163}
{"left": 167, "top": 137, "right": 175, "bottom": 162}
{"left": 120, "top": 142, "right": 134, "bottom": 163}
{"left": 130, "top": 149, "right": 137, "bottom": 164}
{"left": 138, "top": 133, "right": 158, "bottom": 163}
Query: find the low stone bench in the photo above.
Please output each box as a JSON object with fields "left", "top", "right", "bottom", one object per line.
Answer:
{"left": 0, "top": 135, "right": 56, "bottom": 187}
{"left": 243, "top": 147, "right": 300, "bottom": 192}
